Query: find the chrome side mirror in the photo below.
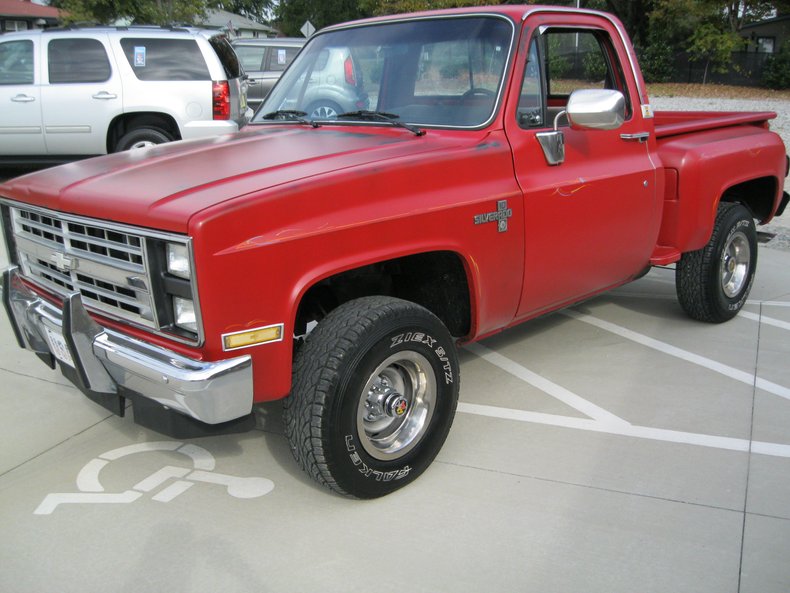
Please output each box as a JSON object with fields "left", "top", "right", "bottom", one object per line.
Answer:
{"left": 536, "top": 89, "right": 625, "bottom": 166}
{"left": 566, "top": 89, "right": 625, "bottom": 130}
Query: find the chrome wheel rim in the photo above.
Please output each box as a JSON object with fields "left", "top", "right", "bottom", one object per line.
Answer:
{"left": 129, "top": 140, "right": 157, "bottom": 149}
{"left": 310, "top": 105, "right": 338, "bottom": 119}
{"left": 721, "top": 230, "right": 750, "bottom": 298}
{"left": 357, "top": 351, "right": 436, "bottom": 461}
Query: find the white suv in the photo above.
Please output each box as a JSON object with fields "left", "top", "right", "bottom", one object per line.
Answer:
{"left": 0, "top": 27, "right": 251, "bottom": 164}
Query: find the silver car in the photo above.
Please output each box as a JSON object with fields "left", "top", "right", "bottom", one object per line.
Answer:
{"left": 232, "top": 37, "right": 305, "bottom": 110}
{"left": 254, "top": 45, "right": 370, "bottom": 120}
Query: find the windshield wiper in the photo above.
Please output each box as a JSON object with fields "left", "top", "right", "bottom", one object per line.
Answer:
{"left": 336, "top": 111, "right": 425, "bottom": 136}
{"left": 260, "top": 110, "right": 320, "bottom": 128}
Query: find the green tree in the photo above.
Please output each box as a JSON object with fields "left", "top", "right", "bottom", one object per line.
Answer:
{"left": 688, "top": 22, "right": 741, "bottom": 82}
{"left": 220, "top": 0, "right": 274, "bottom": 23}
{"left": 275, "top": 0, "right": 370, "bottom": 36}
{"left": 763, "top": 41, "right": 790, "bottom": 88}
{"left": 359, "top": 0, "right": 489, "bottom": 16}
{"left": 52, "top": 0, "right": 218, "bottom": 25}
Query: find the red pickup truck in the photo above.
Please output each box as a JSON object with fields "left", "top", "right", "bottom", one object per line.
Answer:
{"left": 1, "top": 5, "right": 788, "bottom": 498}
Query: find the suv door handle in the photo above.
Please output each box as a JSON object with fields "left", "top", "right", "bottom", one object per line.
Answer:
{"left": 92, "top": 92, "right": 118, "bottom": 100}
{"left": 11, "top": 94, "right": 36, "bottom": 103}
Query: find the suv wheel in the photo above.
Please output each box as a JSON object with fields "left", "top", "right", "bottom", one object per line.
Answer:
{"left": 114, "top": 128, "right": 172, "bottom": 152}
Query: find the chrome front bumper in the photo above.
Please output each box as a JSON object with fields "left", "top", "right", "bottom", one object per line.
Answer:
{"left": 2, "top": 266, "right": 253, "bottom": 425}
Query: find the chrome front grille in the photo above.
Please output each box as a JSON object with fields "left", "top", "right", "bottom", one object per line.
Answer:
{"left": 10, "top": 205, "right": 156, "bottom": 329}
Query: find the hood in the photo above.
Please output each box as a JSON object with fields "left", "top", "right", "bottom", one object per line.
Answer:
{"left": 0, "top": 125, "right": 463, "bottom": 233}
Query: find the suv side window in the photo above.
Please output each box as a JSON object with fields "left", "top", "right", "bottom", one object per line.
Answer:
{"left": 0, "top": 39, "right": 34, "bottom": 85}
{"left": 48, "top": 38, "right": 111, "bottom": 83}
{"left": 120, "top": 38, "right": 210, "bottom": 81}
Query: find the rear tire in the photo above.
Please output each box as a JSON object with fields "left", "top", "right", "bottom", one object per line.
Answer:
{"left": 114, "top": 127, "right": 171, "bottom": 152}
{"left": 283, "top": 296, "right": 459, "bottom": 498}
{"left": 676, "top": 202, "right": 757, "bottom": 323}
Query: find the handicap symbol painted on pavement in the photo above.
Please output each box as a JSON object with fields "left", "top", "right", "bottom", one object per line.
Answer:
{"left": 34, "top": 441, "right": 274, "bottom": 515}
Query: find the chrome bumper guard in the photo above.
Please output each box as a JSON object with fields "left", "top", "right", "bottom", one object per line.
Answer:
{"left": 2, "top": 265, "right": 253, "bottom": 426}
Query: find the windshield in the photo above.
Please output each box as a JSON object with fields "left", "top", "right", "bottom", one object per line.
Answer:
{"left": 252, "top": 15, "right": 514, "bottom": 128}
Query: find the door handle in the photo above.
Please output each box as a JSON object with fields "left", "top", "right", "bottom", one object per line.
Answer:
{"left": 11, "top": 94, "right": 36, "bottom": 103}
{"left": 620, "top": 132, "right": 650, "bottom": 143}
{"left": 92, "top": 92, "right": 118, "bottom": 100}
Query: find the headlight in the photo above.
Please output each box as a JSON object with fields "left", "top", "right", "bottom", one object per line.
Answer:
{"left": 173, "top": 296, "right": 197, "bottom": 333}
{"left": 166, "top": 242, "right": 191, "bottom": 279}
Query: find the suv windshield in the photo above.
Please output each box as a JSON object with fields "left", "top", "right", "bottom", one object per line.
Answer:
{"left": 253, "top": 16, "right": 513, "bottom": 128}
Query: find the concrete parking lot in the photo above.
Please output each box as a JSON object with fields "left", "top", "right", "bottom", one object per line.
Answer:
{"left": 1, "top": 199, "right": 789, "bottom": 592}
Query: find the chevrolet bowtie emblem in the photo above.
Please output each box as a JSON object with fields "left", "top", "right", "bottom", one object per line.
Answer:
{"left": 474, "top": 200, "right": 513, "bottom": 232}
{"left": 50, "top": 252, "right": 77, "bottom": 273}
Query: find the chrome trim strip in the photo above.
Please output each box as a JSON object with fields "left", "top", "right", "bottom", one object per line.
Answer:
{"left": 522, "top": 6, "right": 647, "bottom": 105}
{"left": 620, "top": 132, "right": 650, "bottom": 142}
{"left": 3, "top": 265, "right": 252, "bottom": 424}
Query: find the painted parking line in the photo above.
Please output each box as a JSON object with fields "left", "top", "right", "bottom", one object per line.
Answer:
{"left": 739, "top": 310, "right": 790, "bottom": 331}
{"left": 560, "top": 309, "right": 790, "bottom": 402}
{"left": 606, "top": 291, "right": 790, "bottom": 330}
{"left": 463, "top": 333, "right": 790, "bottom": 459}
{"left": 458, "top": 401, "right": 790, "bottom": 458}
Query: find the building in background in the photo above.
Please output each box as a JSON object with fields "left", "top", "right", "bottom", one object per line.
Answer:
{"left": 741, "top": 14, "right": 790, "bottom": 54}
{"left": 200, "top": 8, "right": 279, "bottom": 39}
{"left": 0, "top": 0, "right": 60, "bottom": 32}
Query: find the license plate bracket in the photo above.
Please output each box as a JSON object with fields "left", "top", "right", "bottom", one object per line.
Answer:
{"left": 43, "top": 326, "right": 75, "bottom": 368}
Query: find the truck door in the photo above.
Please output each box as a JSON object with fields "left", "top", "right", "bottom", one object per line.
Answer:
{"left": 0, "top": 38, "right": 45, "bottom": 156}
{"left": 506, "top": 20, "right": 662, "bottom": 318}
{"left": 40, "top": 35, "right": 122, "bottom": 156}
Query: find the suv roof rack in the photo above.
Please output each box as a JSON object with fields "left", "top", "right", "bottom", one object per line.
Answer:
{"left": 43, "top": 24, "right": 195, "bottom": 33}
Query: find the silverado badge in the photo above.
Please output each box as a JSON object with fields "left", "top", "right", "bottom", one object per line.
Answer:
{"left": 474, "top": 200, "right": 513, "bottom": 233}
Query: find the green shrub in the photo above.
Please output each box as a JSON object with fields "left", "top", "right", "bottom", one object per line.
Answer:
{"left": 638, "top": 42, "right": 675, "bottom": 83}
{"left": 548, "top": 55, "right": 570, "bottom": 78}
{"left": 763, "top": 44, "right": 790, "bottom": 89}
{"left": 583, "top": 51, "right": 607, "bottom": 81}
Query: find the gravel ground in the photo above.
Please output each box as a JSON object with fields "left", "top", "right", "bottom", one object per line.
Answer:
{"left": 650, "top": 95, "right": 790, "bottom": 251}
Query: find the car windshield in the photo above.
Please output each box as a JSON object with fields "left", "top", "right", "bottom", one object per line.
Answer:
{"left": 252, "top": 15, "right": 514, "bottom": 129}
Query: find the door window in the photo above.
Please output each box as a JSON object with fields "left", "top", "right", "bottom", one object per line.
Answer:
{"left": 235, "top": 45, "right": 267, "bottom": 71}
{"left": 266, "top": 46, "right": 300, "bottom": 72}
{"left": 517, "top": 28, "right": 632, "bottom": 129}
{"left": 0, "top": 39, "right": 34, "bottom": 85}
{"left": 48, "top": 38, "right": 111, "bottom": 83}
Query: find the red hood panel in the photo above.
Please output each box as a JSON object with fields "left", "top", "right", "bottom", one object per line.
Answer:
{"left": 0, "top": 126, "right": 452, "bottom": 233}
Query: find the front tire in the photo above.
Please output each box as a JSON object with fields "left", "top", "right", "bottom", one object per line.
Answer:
{"left": 284, "top": 296, "right": 459, "bottom": 498}
{"left": 676, "top": 202, "right": 757, "bottom": 322}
